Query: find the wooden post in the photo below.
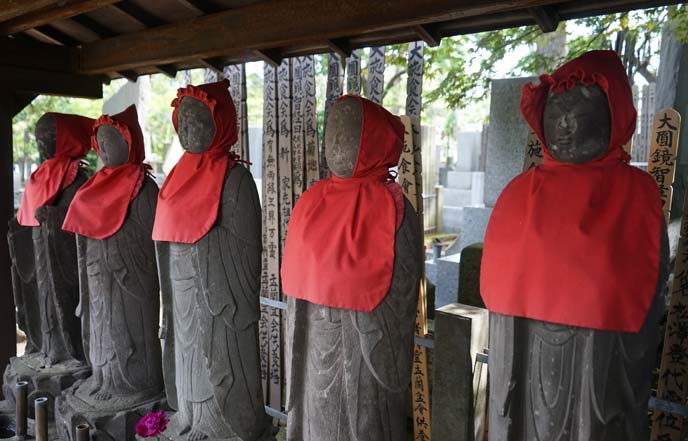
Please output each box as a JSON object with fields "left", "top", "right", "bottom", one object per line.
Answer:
{"left": 0, "top": 92, "right": 16, "bottom": 390}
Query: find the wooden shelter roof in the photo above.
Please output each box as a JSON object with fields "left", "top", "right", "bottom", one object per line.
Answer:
{"left": 0, "top": 0, "right": 680, "bottom": 99}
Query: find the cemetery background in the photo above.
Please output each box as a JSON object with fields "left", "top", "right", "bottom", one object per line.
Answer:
{"left": 7, "top": 4, "right": 688, "bottom": 439}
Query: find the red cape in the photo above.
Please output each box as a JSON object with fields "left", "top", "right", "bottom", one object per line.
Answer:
{"left": 17, "top": 113, "right": 94, "bottom": 226}
{"left": 281, "top": 95, "right": 406, "bottom": 312}
{"left": 480, "top": 50, "right": 663, "bottom": 332}
{"left": 152, "top": 79, "right": 240, "bottom": 243}
{"left": 63, "top": 105, "right": 149, "bottom": 239}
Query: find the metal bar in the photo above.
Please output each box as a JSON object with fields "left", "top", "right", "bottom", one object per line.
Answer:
{"left": 260, "top": 296, "right": 287, "bottom": 310}
{"left": 265, "top": 405, "right": 288, "bottom": 421}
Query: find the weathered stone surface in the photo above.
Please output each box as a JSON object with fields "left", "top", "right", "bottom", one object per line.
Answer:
{"left": 156, "top": 97, "right": 271, "bottom": 441}
{"left": 458, "top": 243, "right": 484, "bottom": 308}
{"left": 55, "top": 125, "right": 164, "bottom": 441}
{"left": 285, "top": 97, "right": 423, "bottom": 441}
{"left": 435, "top": 253, "right": 460, "bottom": 308}
{"left": 488, "top": 81, "right": 670, "bottom": 441}
{"left": 484, "top": 77, "right": 535, "bottom": 207}
{"left": 432, "top": 304, "right": 489, "bottom": 441}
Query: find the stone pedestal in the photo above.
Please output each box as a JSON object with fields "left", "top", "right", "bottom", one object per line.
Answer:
{"left": 158, "top": 414, "right": 276, "bottom": 441}
{"left": 55, "top": 381, "right": 166, "bottom": 441}
{"left": 431, "top": 304, "right": 489, "bottom": 441}
{"left": 1, "top": 354, "right": 90, "bottom": 418}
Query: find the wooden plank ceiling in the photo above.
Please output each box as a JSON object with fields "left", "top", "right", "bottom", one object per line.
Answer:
{"left": 0, "top": 0, "right": 681, "bottom": 93}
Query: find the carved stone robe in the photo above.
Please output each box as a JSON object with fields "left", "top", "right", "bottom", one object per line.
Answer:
{"left": 32, "top": 169, "right": 88, "bottom": 363}
{"left": 285, "top": 198, "right": 422, "bottom": 441}
{"left": 76, "top": 176, "right": 162, "bottom": 398}
{"left": 488, "top": 226, "right": 669, "bottom": 441}
{"left": 157, "top": 165, "right": 269, "bottom": 440}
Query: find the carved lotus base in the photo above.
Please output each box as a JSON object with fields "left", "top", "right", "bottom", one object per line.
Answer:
{"left": 55, "top": 380, "right": 166, "bottom": 441}
{"left": 1, "top": 353, "right": 91, "bottom": 420}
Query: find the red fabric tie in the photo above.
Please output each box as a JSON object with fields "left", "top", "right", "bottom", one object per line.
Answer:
{"left": 480, "top": 50, "right": 663, "bottom": 332}
{"left": 63, "top": 105, "right": 149, "bottom": 240}
{"left": 152, "top": 79, "right": 240, "bottom": 244}
{"left": 281, "top": 95, "right": 406, "bottom": 312}
{"left": 17, "top": 113, "right": 94, "bottom": 226}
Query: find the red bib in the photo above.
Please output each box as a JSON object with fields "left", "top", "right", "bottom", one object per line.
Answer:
{"left": 281, "top": 95, "right": 406, "bottom": 312}
{"left": 63, "top": 105, "right": 149, "bottom": 240}
{"left": 152, "top": 79, "right": 240, "bottom": 244}
{"left": 17, "top": 113, "right": 94, "bottom": 226}
{"left": 480, "top": 50, "right": 663, "bottom": 332}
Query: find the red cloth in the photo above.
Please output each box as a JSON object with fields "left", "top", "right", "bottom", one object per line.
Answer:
{"left": 63, "top": 105, "right": 148, "bottom": 239}
{"left": 152, "top": 79, "right": 239, "bottom": 243}
{"left": 480, "top": 50, "right": 663, "bottom": 332}
{"left": 281, "top": 95, "right": 406, "bottom": 312}
{"left": 17, "top": 113, "right": 94, "bottom": 226}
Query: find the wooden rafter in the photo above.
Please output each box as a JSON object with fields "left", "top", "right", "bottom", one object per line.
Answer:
{"left": 112, "top": 3, "right": 167, "bottom": 28}
{"left": 0, "top": 0, "right": 120, "bottom": 36}
{"left": 413, "top": 24, "right": 442, "bottom": 47}
{"left": 79, "top": 0, "right": 573, "bottom": 74}
{"left": 529, "top": 5, "right": 560, "bottom": 33}
{"left": 0, "top": 66, "right": 102, "bottom": 98}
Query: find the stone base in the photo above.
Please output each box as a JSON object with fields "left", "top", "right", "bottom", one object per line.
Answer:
{"left": 55, "top": 379, "right": 166, "bottom": 441}
{"left": 1, "top": 353, "right": 91, "bottom": 419}
{"left": 157, "top": 412, "right": 277, "bottom": 441}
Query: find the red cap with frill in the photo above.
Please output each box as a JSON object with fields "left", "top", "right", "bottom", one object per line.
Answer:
{"left": 63, "top": 105, "right": 150, "bottom": 239}
{"left": 152, "top": 79, "right": 241, "bottom": 243}
{"left": 281, "top": 95, "right": 406, "bottom": 312}
{"left": 17, "top": 113, "right": 94, "bottom": 226}
{"left": 480, "top": 50, "right": 664, "bottom": 332}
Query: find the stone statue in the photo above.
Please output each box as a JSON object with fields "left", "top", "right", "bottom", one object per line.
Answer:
{"left": 283, "top": 96, "right": 423, "bottom": 441}
{"left": 56, "top": 106, "right": 164, "bottom": 441}
{"left": 483, "top": 53, "right": 669, "bottom": 441}
{"left": 154, "top": 81, "right": 271, "bottom": 441}
{"left": 3, "top": 112, "right": 93, "bottom": 411}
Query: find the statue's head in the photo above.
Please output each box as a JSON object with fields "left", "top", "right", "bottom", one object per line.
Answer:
{"left": 177, "top": 96, "right": 217, "bottom": 154}
{"left": 542, "top": 83, "right": 611, "bottom": 164}
{"left": 96, "top": 124, "right": 130, "bottom": 167}
{"left": 325, "top": 96, "right": 362, "bottom": 178}
{"left": 35, "top": 113, "right": 57, "bottom": 159}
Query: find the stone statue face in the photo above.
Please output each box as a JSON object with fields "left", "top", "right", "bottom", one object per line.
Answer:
{"left": 325, "top": 97, "right": 362, "bottom": 178}
{"left": 35, "top": 113, "right": 57, "bottom": 159}
{"left": 96, "top": 125, "right": 130, "bottom": 167}
{"left": 542, "top": 83, "right": 611, "bottom": 164}
{"left": 177, "top": 97, "right": 216, "bottom": 154}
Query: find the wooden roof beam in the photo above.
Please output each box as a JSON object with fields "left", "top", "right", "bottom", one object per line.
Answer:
{"left": 154, "top": 64, "right": 178, "bottom": 78}
{"left": 325, "top": 38, "right": 352, "bottom": 58}
{"left": 529, "top": 5, "right": 560, "bottom": 33}
{"left": 0, "top": 0, "right": 120, "bottom": 36}
{"left": 71, "top": 14, "right": 117, "bottom": 38}
{"left": 12, "top": 92, "right": 38, "bottom": 116}
{"left": 173, "top": 0, "right": 219, "bottom": 16}
{"left": 253, "top": 49, "right": 281, "bottom": 67}
{"left": 117, "top": 70, "right": 139, "bottom": 82}
{"left": 199, "top": 57, "right": 225, "bottom": 74}
{"left": 413, "top": 24, "right": 441, "bottom": 47}
{"left": 0, "top": 66, "right": 102, "bottom": 98}
{"left": 0, "top": 37, "right": 79, "bottom": 72}
{"left": 82, "top": 0, "right": 574, "bottom": 73}
{"left": 0, "top": 1, "right": 55, "bottom": 23}
{"left": 112, "top": 3, "right": 167, "bottom": 28}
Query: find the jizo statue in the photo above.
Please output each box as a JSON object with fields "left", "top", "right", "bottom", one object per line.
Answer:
{"left": 153, "top": 80, "right": 272, "bottom": 441}
{"left": 61, "top": 104, "right": 163, "bottom": 407}
{"left": 281, "top": 95, "right": 423, "bottom": 441}
{"left": 12, "top": 112, "right": 95, "bottom": 367}
{"left": 481, "top": 50, "right": 668, "bottom": 441}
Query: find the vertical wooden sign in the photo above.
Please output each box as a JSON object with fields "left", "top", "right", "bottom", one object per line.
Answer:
{"left": 368, "top": 46, "right": 385, "bottom": 105}
{"left": 523, "top": 130, "right": 544, "bottom": 170}
{"left": 227, "top": 65, "right": 243, "bottom": 156}
{"left": 302, "top": 55, "right": 320, "bottom": 188}
{"left": 647, "top": 109, "right": 681, "bottom": 223}
{"left": 650, "top": 109, "right": 684, "bottom": 441}
{"left": 277, "top": 59, "right": 293, "bottom": 255}
{"left": 322, "top": 53, "right": 343, "bottom": 178}
{"left": 346, "top": 49, "right": 361, "bottom": 96}
{"left": 260, "top": 62, "right": 282, "bottom": 412}
{"left": 292, "top": 57, "right": 306, "bottom": 203}
{"left": 400, "top": 115, "right": 431, "bottom": 441}
{"left": 404, "top": 40, "right": 432, "bottom": 441}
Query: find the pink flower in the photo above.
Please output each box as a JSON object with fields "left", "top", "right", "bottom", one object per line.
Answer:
{"left": 136, "top": 411, "right": 169, "bottom": 438}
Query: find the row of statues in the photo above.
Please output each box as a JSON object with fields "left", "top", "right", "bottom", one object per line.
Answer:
{"left": 6, "top": 50, "right": 669, "bottom": 441}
